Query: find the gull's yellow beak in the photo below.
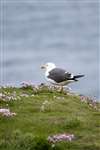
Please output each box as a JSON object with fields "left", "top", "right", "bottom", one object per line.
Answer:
{"left": 41, "top": 65, "right": 46, "bottom": 69}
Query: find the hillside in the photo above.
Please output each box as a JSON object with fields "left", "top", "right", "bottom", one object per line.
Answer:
{"left": 0, "top": 84, "right": 100, "bottom": 150}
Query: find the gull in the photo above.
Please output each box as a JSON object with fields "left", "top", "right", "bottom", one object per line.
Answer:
{"left": 41, "top": 62, "right": 84, "bottom": 91}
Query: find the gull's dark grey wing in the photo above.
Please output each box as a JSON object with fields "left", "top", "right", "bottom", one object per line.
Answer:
{"left": 47, "top": 68, "right": 72, "bottom": 83}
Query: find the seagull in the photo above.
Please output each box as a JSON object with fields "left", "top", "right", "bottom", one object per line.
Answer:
{"left": 41, "top": 62, "right": 84, "bottom": 91}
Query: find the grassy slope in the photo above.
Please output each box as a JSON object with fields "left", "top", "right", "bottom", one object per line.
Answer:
{"left": 0, "top": 85, "right": 100, "bottom": 150}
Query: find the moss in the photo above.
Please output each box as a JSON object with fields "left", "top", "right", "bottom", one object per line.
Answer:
{"left": 0, "top": 85, "right": 100, "bottom": 150}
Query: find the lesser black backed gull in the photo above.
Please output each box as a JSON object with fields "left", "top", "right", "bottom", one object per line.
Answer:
{"left": 41, "top": 62, "right": 84, "bottom": 90}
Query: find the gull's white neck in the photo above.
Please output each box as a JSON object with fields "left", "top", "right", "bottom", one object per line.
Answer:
{"left": 45, "top": 66, "right": 56, "bottom": 76}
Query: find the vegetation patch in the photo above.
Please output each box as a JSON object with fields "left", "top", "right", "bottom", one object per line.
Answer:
{"left": 0, "top": 84, "right": 100, "bottom": 150}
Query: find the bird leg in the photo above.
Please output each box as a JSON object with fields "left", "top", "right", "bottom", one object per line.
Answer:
{"left": 59, "top": 86, "right": 63, "bottom": 93}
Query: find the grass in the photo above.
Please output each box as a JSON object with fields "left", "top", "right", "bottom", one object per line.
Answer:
{"left": 0, "top": 85, "right": 100, "bottom": 150}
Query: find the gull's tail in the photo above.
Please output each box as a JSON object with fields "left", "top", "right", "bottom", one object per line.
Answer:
{"left": 73, "top": 74, "right": 85, "bottom": 81}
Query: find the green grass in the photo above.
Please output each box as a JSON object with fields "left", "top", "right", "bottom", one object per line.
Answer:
{"left": 0, "top": 85, "right": 100, "bottom": 150}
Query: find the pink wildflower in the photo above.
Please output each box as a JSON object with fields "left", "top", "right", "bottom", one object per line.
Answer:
{"left": 0, "top": 108, "right": 16, "bottom": 117}
{"left": 47, "top": 133, "right": 75, "bottom": 143}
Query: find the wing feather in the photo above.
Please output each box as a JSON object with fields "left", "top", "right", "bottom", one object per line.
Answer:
{"left": 47, "top": 68, "right": 73, "bottom": 83}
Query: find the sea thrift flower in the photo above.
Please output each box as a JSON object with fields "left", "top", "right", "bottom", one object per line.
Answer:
{"left": 20, "top": 94, "right": 29, "bottom": 97}
{"left": 47, "top": 133, "right": 75, "bottom": 143}
{"left": 40, "top": 105, "right": 45, "bottom": 112}
{"left": 80, "top": 95, "right": 98, "bottom": 110}
{"left": 0, "top": 108, "right": 16, "bottom": 117}
{"left": 21, "top": 81, "right": 33, "bottom": 88}
{"left": 0, "top": 93, "right": 3, "bottom": 97}
{"left": 40, "top": 100, "right": 50, "bottom": 112}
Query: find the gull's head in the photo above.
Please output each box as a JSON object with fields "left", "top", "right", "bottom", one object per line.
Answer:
{"left": 41, "top": 62, "right": 56, "bottom": 71}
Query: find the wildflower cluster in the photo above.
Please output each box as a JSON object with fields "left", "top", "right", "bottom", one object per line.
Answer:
{"left": 0, "top": 92, "right": 20, "bottom": 101}
{"left": 53, "top": 95, "right": 65, "bottom": 101}
{"left": 21, "top": 81, "right": 33, "bottom": 88}
{"left": 80, "top": 95, "right": 99, "bottom": 110}
{"left": 40, "top": 100, "right": 51, "bottom": 112}
{"left": 0, "top": 108, "right": 16, "bottom": 117}
{"left": 47, "top": 133, "right": 75, "bottom": 143}
{"left": 21, "top": 82, "right": 40, "bottom": 93}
